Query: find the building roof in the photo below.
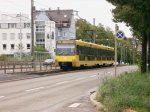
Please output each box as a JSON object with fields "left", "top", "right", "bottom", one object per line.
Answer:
{"left": 35, "top": 8, "right": 74, "bottom": 28}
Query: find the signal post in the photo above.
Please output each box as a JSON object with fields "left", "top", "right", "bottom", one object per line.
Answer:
{"left": 114, "top": 25, "right": 125, "bottom": 77}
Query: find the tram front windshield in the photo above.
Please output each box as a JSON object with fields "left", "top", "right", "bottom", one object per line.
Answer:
{"left": 56, "top": 43, "right": 75, "bottom": 55}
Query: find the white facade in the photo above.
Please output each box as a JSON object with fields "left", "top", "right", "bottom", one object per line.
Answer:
{"left": 35, "top": 11, "right": 56, "bottom": 58}
{"left": 0, "top": 13, "right": 56, "bottom": 57}
{"left": 0, "top": 14, "right": 31, "bottom": 55}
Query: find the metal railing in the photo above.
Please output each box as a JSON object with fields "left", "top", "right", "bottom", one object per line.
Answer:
{"left": 0, "top": 61, "right": 59, "bottom": 74}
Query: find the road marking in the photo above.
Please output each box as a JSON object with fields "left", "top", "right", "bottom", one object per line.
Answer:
{"left": 56, "top": 81, "right": 69, "bottom": 85}
{"left": 0, "top": 96, "right": 5, "bottom": 99}
{"left": 89, "top": 75, "right": 97, "bottom": 78}
{"left": 68, "top": 103, "right": 81, "bottom": 108}
{"left": 25, "top": 87, "right": 45, "bottom": 92}
{"left": 75, "top": 77, "right": 86, "bottom": 80}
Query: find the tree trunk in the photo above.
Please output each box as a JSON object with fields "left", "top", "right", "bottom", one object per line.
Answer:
{"left": 141, "top": 31, "right": 147, "bottom": 73}
{"left": 148, "top": 31, "right": 150, "bottom": 71}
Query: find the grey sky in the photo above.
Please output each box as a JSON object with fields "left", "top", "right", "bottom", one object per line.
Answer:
{"left": 0, "top": 0, "right": 132, "bottom": 37}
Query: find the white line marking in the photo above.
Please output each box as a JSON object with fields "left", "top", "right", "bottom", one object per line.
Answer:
{"left": 75, "top": 78, "right": 86, "bottom": 80}
{"left": 25, "top": 87, "right": 45, "bottom": 92}
{"left": 69, "top": 103, "right": 81, "bottom": 108}
{"left": 89, "top": 75, "right": 97, "bottom": 78}
{"left": 0, "top": 96, "right": 5, "bottom": 99}
{"left": 56, "top": 81, "right": 69, "bottom": 85}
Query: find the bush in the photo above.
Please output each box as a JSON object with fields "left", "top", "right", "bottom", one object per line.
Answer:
{"left": 0, "top": 55, "right": 8, "bottom": 61}
{"left": 96, "top": 72, "right": 150, "bottom": 112}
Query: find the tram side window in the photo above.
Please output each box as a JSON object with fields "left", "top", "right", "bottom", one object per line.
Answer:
{"left": 77, "top": 45, "right": 81, "bottom": 55}
{"left": 85, "top": 47, "right": 89, "bottom": 55}
{"left": 77, "top": 45, "right": 88, "bottom": 56}
{"left": 93, "top": 48, "right": 96, "bottom": 56}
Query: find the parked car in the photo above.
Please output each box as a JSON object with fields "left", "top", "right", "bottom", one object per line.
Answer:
{"left": 43, "top": 59, "right": 55, "bottom": 66}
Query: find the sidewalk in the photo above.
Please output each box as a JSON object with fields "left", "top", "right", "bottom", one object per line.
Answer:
{"left": 0, "top": 73, "right": 41, "bottom": 82}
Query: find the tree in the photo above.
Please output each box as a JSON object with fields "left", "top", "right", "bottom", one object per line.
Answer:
{"left": 34, "top": 45, "right": 48, "bottom": 52}
{"left": 106, "top": 0, "right": 150, "bottom": 73}
{"left": 76, "top": 19, "right": 115, "bottom": 46}
{"left": 76, "top": 19, "right": 92, "bottom": 41}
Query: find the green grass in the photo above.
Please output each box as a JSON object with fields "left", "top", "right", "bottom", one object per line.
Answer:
{"left": 96, "top": 72, "right": 150, "bottom": 112}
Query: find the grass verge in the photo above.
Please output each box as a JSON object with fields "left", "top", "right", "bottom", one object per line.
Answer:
{"left": 96, "top": 72, "right": 150, "bottom": 112}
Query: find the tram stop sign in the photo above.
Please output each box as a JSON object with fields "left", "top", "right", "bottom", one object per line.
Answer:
{"left": 115, "top": 30, "right": 125, "bottom": 39}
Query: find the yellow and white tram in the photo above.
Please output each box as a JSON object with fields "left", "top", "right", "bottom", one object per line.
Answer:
{"left": 55, "top": 40, "right": 114, "bottom": 69}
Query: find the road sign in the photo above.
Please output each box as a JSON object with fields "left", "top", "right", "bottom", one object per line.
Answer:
{"left": 115, "top": 30, "right": 125, "bottom": 39}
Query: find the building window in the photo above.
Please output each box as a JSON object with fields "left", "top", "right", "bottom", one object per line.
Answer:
{"left": 26, "top": 33, "right": 30, "bottom": 39}
{"left": 36, "top": 26, "right": 45, "bottom": 31}
{"left": 2, "top": 33, "right": 7, "bottom": 40}
{"left": 10, "top": 33, "right": 15, "bottom": 40}
{"left": 51, "top": 31, "right": 54, "bottom": 39}
{"left": 27, "top": 44, "right": 30, "bottom": 49}
{"left": 63, "top": 23, "right": 68, "bottom": 27}
{"left": 64, "top": 32, "right": 66, "bottom": 37}
{"left": 11, "top": 44, "right": 14, "bottom": 50}
{"left": 3, "top": 44, "right": 6, "bottom": 50}
{"left": 18, "top": 33, "right": 23, "bottom": 39}
{"left": 24, "top": 23, "right": 30, "bottom": 28}
{"left": 36, "top": 39, "right": 45, "bottom": 42}
{"left": 9, "top": 23, "right": 16, "bottom": 28}
{"left": 64, "top": 15, "right": 67, "bottom": 18}
{"left": 0, "top": 23, "right": 8, "bottom": 29}
{"left": 47, "top": 34, "right": 50, "bottom": 39}
{"left": 58, "top": 32, "right": 61, "bottom": 37}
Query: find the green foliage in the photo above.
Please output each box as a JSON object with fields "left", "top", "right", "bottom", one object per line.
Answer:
{"left": 34, "top": 45, "right": 48, "bottom": 52}
{"left": 0, "top": 55, "right": 8, "bottom": 61}
{"left": 76, "top": 19, "right": 115, "bottom": 47}
{"left": 76, "top": 19, "right": 93, "bottom": 41}
{"left": 106, "top": 0, "right": 150, "bottom": 73}
{"left": 96, "top": 72, "right": 150, "bottom": 112}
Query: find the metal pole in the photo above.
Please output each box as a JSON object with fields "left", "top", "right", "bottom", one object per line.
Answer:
{"left": 93, "top": 18, "right": 96, "bottom": 43}
{"left": 133, "top": 51, "right": 134, "bottom": 64}
{"left": 19, "top": 13, "right": 22, "bottom": 61}
{"left": 31, "top": 0, "right": 35, "bottom": 60}
{"left": 121, "top": 43, "right": 123, "bottom": 64}
{"left": 115, "top": 24, "right": 119, "bottom": 77}
{"left": 124, "top": 46, "right": 125, "bottom": 63}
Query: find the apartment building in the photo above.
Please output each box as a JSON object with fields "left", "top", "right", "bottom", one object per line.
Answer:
{"left": 0, "top": 13, "right": 56, "bottom": 57}
{"left": 0, "top": 8, "right": 76, "bottom": 57}
{"left": 35, "top": 10, "right": 56, "bottom": 58}
{"left": 0, "top": 14, "right": 31, "bottom": 55}
{"left": 35, "top": 8, "right": 76, "bottom": 41}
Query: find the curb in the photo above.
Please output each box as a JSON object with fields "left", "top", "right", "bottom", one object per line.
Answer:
{"left": 90, "top": 92, "right": 107, "bottom": 112}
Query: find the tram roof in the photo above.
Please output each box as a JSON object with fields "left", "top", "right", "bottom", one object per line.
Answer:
{"left": 56, "top": 40, "right": 114, "bottom": 51}
{"left": 75, "top": 40, "right": 114, "bottom": 51}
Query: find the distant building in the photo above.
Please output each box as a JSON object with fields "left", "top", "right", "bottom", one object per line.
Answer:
{"left": 0, "top": 14, "right": 31, "bottom": 55}
{"left": 0, "top": 8, "right": 76, "bottom": 57}
{"left": 35, "top": 8, "right": 76, "bottom": 40}
{"left": 35, "top": 10, "right": 56, "bottom": 58}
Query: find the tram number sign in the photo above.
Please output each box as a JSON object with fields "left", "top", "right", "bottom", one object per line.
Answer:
{"left": 115, "top": 30, "right": 125, "bottom": 39}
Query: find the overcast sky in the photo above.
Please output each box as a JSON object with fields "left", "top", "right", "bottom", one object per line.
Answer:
{"left": 0, "top": 0, "right": 132, "bottom": 37}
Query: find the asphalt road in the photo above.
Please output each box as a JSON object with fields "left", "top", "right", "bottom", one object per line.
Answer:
{"left": 0, "top": 65, "right": 137, "bottom": 112}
